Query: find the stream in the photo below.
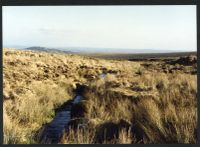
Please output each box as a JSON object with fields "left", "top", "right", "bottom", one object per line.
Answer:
{"left": 39, "top": 95, "right": 84, "bottom": 144}
{"left": 39, "top": 73, "right": 107, "bottom": 144}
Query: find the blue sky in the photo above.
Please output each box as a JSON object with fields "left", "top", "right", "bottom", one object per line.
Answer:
{"left": 3, "top": 6, "right": 196, "bottom": 51}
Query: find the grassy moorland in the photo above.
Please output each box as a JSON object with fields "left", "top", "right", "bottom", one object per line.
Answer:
{"left": 3, "top": 48, "right": 197, "bottom": 144}
{"left": 82, "top": 52, "right": 197, "bottom": 60}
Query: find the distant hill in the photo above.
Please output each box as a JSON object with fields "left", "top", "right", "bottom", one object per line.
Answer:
{"left": 25, "top": 46, "right": 74, "bottom": 54}
{"left": 23, "top": 46, "right": 196, "bottom": 55}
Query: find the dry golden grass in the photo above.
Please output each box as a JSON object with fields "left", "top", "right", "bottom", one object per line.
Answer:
{"left": 3, "top": 48, "right": 197, "bottom": 144}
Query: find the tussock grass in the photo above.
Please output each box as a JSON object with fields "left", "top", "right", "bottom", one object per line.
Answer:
{"left": 3, "top": 48, "right": 197, "bottom": 144}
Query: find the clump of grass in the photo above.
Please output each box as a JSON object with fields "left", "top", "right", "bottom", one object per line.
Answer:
{"left": 135, "top": 66, "right": 145, "bottom": 75}
{"left": 132, "top": 98, "right": 166, "bottom": 143}
{"left": 60, "top": 128, "right": 96, "bottom": 144}
{"left": 117, "top": 128, "right": 134, "bottom": 144}
{"left": 81, "top": 71, "right": 197, "bottom": 143}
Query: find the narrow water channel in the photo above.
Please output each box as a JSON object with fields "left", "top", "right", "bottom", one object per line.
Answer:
{"left": 39, "top": 95, "right": 84, "bottom": 144}
{"left": 39, "top": 73, "right": 107, "bottom": 144}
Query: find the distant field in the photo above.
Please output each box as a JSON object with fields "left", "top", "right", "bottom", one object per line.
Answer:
{"left": 83, "top": 52, "right": 197, "bottom": 60}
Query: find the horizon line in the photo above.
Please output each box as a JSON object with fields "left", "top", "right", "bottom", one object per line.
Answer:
{"left": 3, "top": 45, "right": 197, "bottom": 52}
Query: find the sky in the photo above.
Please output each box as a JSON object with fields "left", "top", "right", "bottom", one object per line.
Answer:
{"left": 3, "top": 6, "right": 197, "bottom": 51}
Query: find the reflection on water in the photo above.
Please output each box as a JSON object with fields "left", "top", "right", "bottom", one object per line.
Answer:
{"left": 73, "top": 95, "right": 83, "bottom": 104}
{"left": 100, "top": 73, "right": 107, "bottom": 78}
{"left": 40, "top": 110, "right": 71, "bottom": 143}
{"left": 40, "top": 95, "right": 84, "bottom": 143}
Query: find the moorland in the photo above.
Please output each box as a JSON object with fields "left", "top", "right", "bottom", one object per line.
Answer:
{"left": 3, "top": 48, "right": 197, "bottom": 144}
